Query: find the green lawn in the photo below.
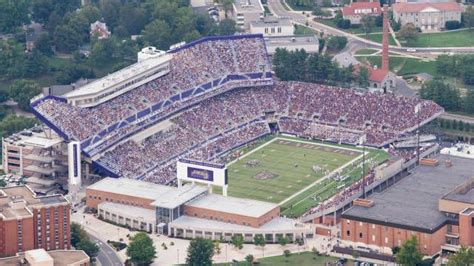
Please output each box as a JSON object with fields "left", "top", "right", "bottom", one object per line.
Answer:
{"left": 220, "top": 137, "right": 360, "bottom": 204}
{"left": 361, "top": 32, "right": 397, "bottom": 45}
{"left": 315, "top": 19, "right": 382, "bottom": 35}
{"left": 354, "top": 48, "right": 379, "bottom": 55}
{"left": 403, "top": 29, "right": 474, "bottom": 47}
{"left": 356, "top": 56, "right": 438, "bottom": 76}
{"left": 215, "top": 252, "right": 352, "bottom": 266}
{"left": 294, "top": 25, "right": 317, "bottom": 36}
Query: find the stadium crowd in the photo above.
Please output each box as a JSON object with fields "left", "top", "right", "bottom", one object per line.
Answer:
{"left": 34, "top": 37, "right": 270, "bottom": 141}
{"left": 96, "top": 81, "right": 441, "bottom": 183}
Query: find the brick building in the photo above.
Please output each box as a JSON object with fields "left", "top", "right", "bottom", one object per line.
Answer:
{"left": 341, "top": 154, "right": 474, "bottom": 256}
{"left": 86, "top": 178, "right": 312, "bottom": 242}
{"left": 342, "top": 2, "right": 382, "bottom": 25}
{"left": 0, "top": 186, "right": 70, "bottom": 257}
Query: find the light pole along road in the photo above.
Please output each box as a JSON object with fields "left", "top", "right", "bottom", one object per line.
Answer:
{"left": 267, "top": 0, "right": 474, "bottom": 55}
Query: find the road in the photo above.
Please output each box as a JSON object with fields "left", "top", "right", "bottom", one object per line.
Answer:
{"left": 89, "top": 234, "right": 123, "bottom": 266}
{"left": 268, "top": 0, "right": 474, "bottom": 55}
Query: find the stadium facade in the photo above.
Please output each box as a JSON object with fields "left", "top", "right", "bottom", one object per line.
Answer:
{"left": 21, "top": 34, "right": 442, "bottom": 188}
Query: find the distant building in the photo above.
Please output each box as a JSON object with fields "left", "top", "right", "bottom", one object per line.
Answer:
{"left": 342, "top": 2, "right": 382, "bottom": 25}
{"left": 0, "top": 186, "right": 70, "bottom": 257}
{"left": 264, "top": 35, "right": 319, "bottom": 55}
{"left": 250, "top": 17, "right": 294, "bottom": 37}
{"left": 0, "top": 249, "right": 89, "bottom": 265}
{"left": 232, "top": 0, "right": 264, "bottom": 29}
{"left": 368, "top": 67, "right": 396, "bottom": 91}
{"left": 341, "top": 154, "right": 474, "bottom": 255}
{"left": 90, "top": 21, "right": 111, "bottom": 39}
{"left": 25, "top": 23, "right": 44, "bottom": 52}
{"left": 190, "top": 0, "right": 213, "bottom": 7}
{"left": 392, "top": 2, "right": 463, "bottom": 31}
{"left": 86, "top": 178, "right": 312, "bottom": 241}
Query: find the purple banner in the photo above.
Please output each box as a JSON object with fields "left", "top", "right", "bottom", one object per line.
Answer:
{"left": 187, "top": 167, "right": 214, "bottom": 182}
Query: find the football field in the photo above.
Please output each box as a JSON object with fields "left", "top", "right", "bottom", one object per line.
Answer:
{"left": 224, "top": 137, "right": 361, "bottom": 204}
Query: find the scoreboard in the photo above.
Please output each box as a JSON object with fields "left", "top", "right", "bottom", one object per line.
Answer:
{"left": 177, "top": 159, "right": 228, "bottom": 195}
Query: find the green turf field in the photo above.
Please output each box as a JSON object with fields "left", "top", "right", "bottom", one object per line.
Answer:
{"left": 214, "top": 136, "right": 390, "bottom": 218}
{"left": 223, "top": 138, "right": 361, "bottom": 204}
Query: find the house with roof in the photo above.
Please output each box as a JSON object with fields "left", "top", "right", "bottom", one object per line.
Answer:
{"left": 90, "top": 20, "right": 111, "bottom": 39}
{"left": 342, "top": 2, "right": 382, "bottom": 25}
{"left": 368, "top": 66, "right": 396, "bottom": 92}
{"left": 392, "top": 2, "right": 463, "bottom": 31}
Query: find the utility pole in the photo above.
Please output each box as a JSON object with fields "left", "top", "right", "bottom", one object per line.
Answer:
{"left": 416, "top": 104, "right": 421, "bottom": 165}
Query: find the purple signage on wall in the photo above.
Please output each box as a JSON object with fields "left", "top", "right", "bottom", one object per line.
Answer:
{"left": 187, "top": 167, "right": 214, "bottom": 182}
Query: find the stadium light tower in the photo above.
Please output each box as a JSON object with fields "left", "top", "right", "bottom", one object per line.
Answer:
{"left": 359, "top": 135, "right": 367, "bottom": 199}
{"left": 415, "top": 103, "right": 421, "bottom": 164}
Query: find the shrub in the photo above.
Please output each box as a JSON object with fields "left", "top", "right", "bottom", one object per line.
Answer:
{"left": 445, "top": 20, "right": 461, "bottom": 30}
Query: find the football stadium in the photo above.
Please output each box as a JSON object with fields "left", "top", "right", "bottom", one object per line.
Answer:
{"left": 20, "top": 34, "right": 443, "bottom": 224}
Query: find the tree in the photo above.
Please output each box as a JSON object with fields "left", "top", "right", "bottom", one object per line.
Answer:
{"left": 54, "top": 25, "right": 82, "bottom": 53}
{"left": 361, "top": 15, "right": 375, "bottom": 37}
{"left": 23, "top": 50, "right": 48, "bottom": 77}
{"left": 142, "top": 19, "right": 172, "bottom": 50}
{"left": 352, "top": 251, "right": 360, "bottom": 259}
{"left": 218, "top": 19, "right": 237, "bottom": 35}
{"left": 327, "top": 36, "right": 348, "bottom": 52}
{"left": 55, "top": 65, "right": 95, "bottom": 85}
{"left": 245, "top": 254, "right": 254, "bottom": 265}
{"left": 398, "top": 23, "right": 419, "bottom": 44}
{"left": 90, "top": 38, "right": 118, "bottom": 65}
{"left": 71, "top": 222, "right": 88, "bottom": 247}
{"left": 186, "top": 238, "right": 214, "bottom": 266}
{"left": 0, "top": 0, "right": 30, "bottom": 33}
{"left": 0, "top": 179, "right": 6, "bottom": 187}
{"left": 448, "top": 246, "right": 474, "bottom": 265}
{"left": 253, "top": 234, "right": 266, "bottom": 257}
{"left": 464, "top": 88, "right": 474, "bottom": 114}
{"left": 419, "top": 79, "right": 461, "bottom": 112}
{"left": 391, "top": 246, "right": 401, "bottom": 255}
{"left": 34, "top": 33, "right": 54, "bottom": 56}
{"left": 0, "top": 115, "right": 37, "bottom": 138}
{"left": 8, "top": 80, "right": 41, "bottom": 111}
{"left": 32, "top": 0, "right": 55, "bottom": 24}
{"left": 81, "top": 5, "right": 101, "bottom": 24}
{"left": 335, "top": 11, "right": 351, "bottom": 29}
{"left": 396, "top": 236, "right": 423, "bottom": 266}
{"left": 464, "top": 5, "right": 474, "bottom": 30}
{"left": 70, "top": 222, "right": 99, "bottom": 262}
{"left": 77, "top": 239, "right": 100, "bottom": 260}
{"left": 445, "top": 20, "right": 461, "bottom": 30}
{"left": 277, "top": 235, "right": 289, "bottom": 246}
{"left": 220, "top": 0, "right": 234, "bottom": 18}
{"left": 213, "top": 240, "right": 221, "bottom": 255}
{"left": 126, "top": 232, "right": 156, "bottom": 265}
{"left": 358, "top": 66, "right": 370, "bottom": 88}
{"left": 231, "top": 234, "right": 244, "bottom": 250}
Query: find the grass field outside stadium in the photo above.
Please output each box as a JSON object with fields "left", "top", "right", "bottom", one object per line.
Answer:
{"left": 214, "top": 136, "right": 390, "bottom": 218}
